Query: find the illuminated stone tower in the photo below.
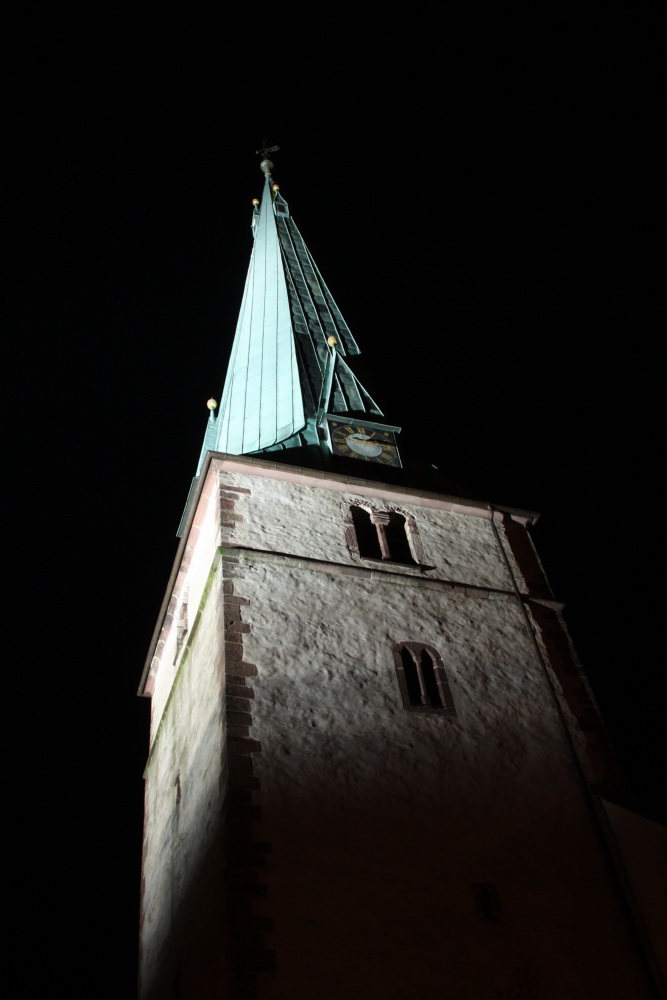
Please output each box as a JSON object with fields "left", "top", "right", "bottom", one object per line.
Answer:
{"left": 138, "top": 154, "right": 659, "bottom": 999}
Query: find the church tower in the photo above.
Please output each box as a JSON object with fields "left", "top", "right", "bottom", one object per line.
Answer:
{"left": 138, "top": 153, "right": 658, "bottom": 999}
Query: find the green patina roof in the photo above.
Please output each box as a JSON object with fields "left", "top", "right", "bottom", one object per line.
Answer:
{"left": 199, "top": 164, "right": 381, "bottom": 468}
{"left": 213, "top": 173, "right": 305, "bottom": 456}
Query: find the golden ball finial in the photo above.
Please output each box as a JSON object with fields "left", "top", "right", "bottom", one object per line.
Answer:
{"left": 272, "top": 183, "right": 279, "bottom": 192}
{"left": 252, "top": 198, "right": 260, "bottom": 206}
{"left": 207, "top": 398, "right": 218, "bottom": 410}
{"left": 327, "top": 336, "right": 338, "bottom": 348}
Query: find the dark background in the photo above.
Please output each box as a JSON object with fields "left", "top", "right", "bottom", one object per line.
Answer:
{"left": 6, "top": 12, "right": 662, "bottom": 997}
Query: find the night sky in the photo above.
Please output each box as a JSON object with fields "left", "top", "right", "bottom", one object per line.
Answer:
{"left": 7, "top": 16, "right": 662, "bottom": 998}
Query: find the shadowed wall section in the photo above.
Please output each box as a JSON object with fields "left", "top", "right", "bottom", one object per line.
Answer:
{"left": 138, "top": 458, "right": 654, "bottom": 999}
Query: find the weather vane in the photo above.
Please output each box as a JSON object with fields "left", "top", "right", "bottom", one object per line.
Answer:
{"left": 255, "top": 141, "right": 280, "bottom": 158}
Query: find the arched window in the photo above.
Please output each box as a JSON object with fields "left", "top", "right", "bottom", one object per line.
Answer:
{"left": 393, "top": 642, "right": 456, "bottom": 715}
{"left": 348, "top": 505, "right": 418, "bottom": 564}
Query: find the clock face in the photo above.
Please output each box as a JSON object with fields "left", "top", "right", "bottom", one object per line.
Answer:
{"left": 328, "top": 420, "right": 401, "bottom": 467}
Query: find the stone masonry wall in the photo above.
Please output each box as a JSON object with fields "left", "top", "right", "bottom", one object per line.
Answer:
{"left": 215, "top": 468, "right": 527, "bottom": 592}
{"left": 212, "top": 466, "right": 649, "bottom": 1000}
{"left": 139, "top": 555, "right": 231, "bottom": 1000}
{"left": 141, "top": 461, "right": 650, "bottom": 999}
{"left": 228, "top": 551, "right": 648, "bottom": 999}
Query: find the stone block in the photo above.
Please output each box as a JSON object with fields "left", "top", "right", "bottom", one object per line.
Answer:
{"left": 226, "top": 683, "right": 255, "bottom": 700}
{"left": 228, "top": 711, "right": 253, "bottom": 727}
{"left": 224, "top": 640, "right": 244, "bottom": 665}
{"left": 227, "top": 724, "right": 251, "bottom": 738}
{"left": 228, "top": 737, "right": 262, "bottom": 755}
{"left": 225, "top": 621, "right": 251, "bottom": 634}
{"left": 227, "top": 696, "right": 253, "bottom": 713}
{"left": 228, "top": 773, "right": 261, "bottom": 791}
{"left": 234, "top": 662, "right": 258, "bottom": 677}
{"left": 228, "top": 756, "right": 254, "bottom": 776}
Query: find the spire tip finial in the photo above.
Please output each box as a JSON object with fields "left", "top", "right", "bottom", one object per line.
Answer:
{"left": 207, "top": 398, "right": 217, "bottom": 411}
{"left": 256, "top": 142, "right": 279, "bottom": 177}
